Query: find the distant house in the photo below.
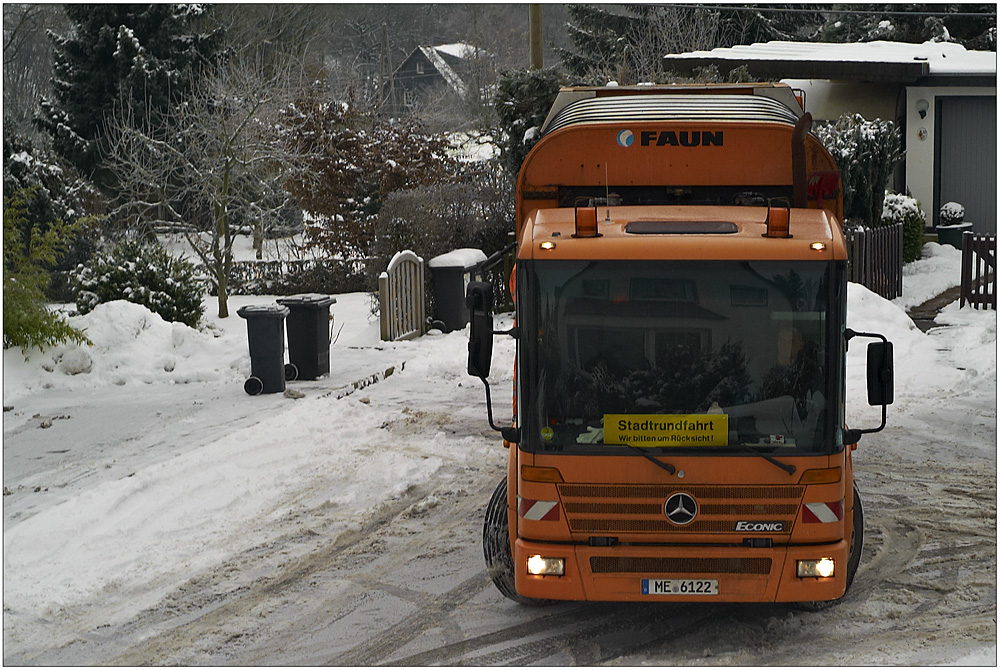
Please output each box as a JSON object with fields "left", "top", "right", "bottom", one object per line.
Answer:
{"left": 384, "top": 43, "right": 487, "bottom": 117}
{"left": 662, "top": 41, "right": 997, "bottom": 232}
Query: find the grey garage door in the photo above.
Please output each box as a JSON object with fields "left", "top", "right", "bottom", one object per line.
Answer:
{"left": 935, "top": 96, "right": 997, "bottom": 233}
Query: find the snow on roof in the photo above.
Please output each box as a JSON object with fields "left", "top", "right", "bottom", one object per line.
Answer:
{"left": 434, "top": 42, "right": 480, "bottom": 60}
{"left": 664, "top": 40, "right": 996, "bottom": 79}
{"left": 419, "top": 46, "right": 467, "bottom": 97}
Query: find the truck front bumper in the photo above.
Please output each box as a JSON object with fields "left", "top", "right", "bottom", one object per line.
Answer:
{"left": 514, "top": 537, "right": 850, "bottom": 603}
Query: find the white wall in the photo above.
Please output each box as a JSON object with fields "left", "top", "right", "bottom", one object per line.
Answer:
{"left": 781, "top": 79, "right": 899, "bottom": 122}
{"left": 904, "top": 86, "right": 996, "bottom": 224}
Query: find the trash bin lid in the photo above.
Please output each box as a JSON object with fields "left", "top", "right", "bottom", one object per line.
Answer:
{"left": 276, "top": 293, "right": 337, "bottom": 308}
{"left": 428, "top": 248, "right": 487, "bottom": 270}
{"left": 237, "top": 304, "right": 290, "bottom": 319}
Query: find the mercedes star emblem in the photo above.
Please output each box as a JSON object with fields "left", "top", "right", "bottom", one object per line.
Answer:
{"left": 664, "top": 492, "right": 698, "bottom": 526}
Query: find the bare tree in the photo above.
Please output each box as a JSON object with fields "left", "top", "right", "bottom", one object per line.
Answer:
{"left": 3, "top": 3, "right": 68, "bottom": 143}
{"left": 104, "top": 59, "right": 317, "bottom": 318}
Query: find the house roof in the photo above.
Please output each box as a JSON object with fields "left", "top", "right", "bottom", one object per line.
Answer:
{"left": 418, "top": 45, "right": 468, "bottom": 97}
{"left": 662, "top": 40, "right": 997, "bottom": 85}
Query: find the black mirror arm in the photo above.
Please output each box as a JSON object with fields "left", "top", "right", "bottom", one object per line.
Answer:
{"left": 479, "top": 376, "right": 520, "bottom": 443}
{"left": 493, "top": 325, "right": 519, "bottom": 339}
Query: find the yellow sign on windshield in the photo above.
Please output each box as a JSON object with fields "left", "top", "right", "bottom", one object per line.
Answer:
{"left": 605, "top": 414, "right": 729, "bottom": 447}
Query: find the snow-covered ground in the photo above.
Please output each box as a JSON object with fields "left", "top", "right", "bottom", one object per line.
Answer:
{"left": 3, "top": 241, "right": 996, "bottom": 665}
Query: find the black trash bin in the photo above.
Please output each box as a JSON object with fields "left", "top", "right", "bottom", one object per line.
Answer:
{"left": 237, "top": 304, "right": 289, "bottom": 395}
{"left": 276, "top": 293, "right": 336, "bottom": 381}
{"left": 429, "top": 249, "right": 487, "bottom": 332}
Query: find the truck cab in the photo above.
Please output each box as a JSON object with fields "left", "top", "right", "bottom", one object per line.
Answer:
{"left": 470, "top": 84, "right": 892, "bottom": 604}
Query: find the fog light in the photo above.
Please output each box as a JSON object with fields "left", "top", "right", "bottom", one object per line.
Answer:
{"left": 797, "top": 558, "right": 836, "bottom": 578}
{"left": 527, "top": 555, "right": 565, "bottom": 576}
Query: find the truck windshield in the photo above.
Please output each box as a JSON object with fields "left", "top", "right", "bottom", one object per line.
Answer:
{"left": 524, "top": 260, "right": 844, "bottom": 455}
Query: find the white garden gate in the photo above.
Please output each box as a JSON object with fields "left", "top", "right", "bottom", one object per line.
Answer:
{"left": 378, "top": 250, "right": 425, "bottom": 341}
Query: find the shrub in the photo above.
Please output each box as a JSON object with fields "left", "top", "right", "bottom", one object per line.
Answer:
{"left": 74, "top": 240, "right": 204, "bottom": 327}
{"left": 814, "top": 114, "right": 903, "bottom": 227}
{"left": 882, "top": 192, "right": 927, "bottom": 263}
{"left": 3, "top": 188, "right": 91, "bottom": 353}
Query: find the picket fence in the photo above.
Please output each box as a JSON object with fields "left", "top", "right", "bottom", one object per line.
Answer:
{"left": 844, "top": 222, "right": 904, "bottom": 300}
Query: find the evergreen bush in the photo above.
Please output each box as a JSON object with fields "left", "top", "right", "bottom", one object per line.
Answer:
{"left": 3, "top": 188, "right": 90, "bottom": 353}
{"left": 74, "top": 240, "right": 204, "bottom": 327}
{"left": 882, "top": 192, "right": 927, "bottom": 263}
{"left": 813, "top": 114, "right": 902, "bottom": 227}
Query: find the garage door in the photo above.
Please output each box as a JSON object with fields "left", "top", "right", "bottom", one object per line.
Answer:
{"left": 935, "top": 96, "right": 997, "bottom": 233}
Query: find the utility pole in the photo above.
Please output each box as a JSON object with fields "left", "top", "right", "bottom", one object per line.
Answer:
{"left": 529, "top": 4, "right": 543, "bottom": 70}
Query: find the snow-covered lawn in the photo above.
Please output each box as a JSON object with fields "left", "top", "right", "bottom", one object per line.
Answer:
{"left": 3, "top": 241, "right": 995, "bottom": 664}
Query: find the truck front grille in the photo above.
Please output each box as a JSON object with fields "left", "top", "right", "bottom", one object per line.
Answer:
{"left": 557, "top": 483, "right": 804, "bottom": 536}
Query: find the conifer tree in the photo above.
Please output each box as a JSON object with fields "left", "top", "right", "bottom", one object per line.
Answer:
{"left": 35, "top": 4, "right": 222, "bottom": 185}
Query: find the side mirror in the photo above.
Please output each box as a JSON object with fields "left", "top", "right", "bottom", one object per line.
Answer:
{"left": 844, "top": 329, "right": 893, "bottom": 444}
{"left": 866, "top": 341, "right": 894, "bottom": 407}
{"left": 466, "top": 281, "right": 494, "bottom": 378}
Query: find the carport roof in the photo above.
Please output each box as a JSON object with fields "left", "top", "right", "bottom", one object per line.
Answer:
{"left": 662, "top": 40, "right": 997, "bottom": 85}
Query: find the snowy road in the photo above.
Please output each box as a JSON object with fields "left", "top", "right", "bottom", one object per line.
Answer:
{"left": 3, "top": 253, "right": 996, "bottom": 665}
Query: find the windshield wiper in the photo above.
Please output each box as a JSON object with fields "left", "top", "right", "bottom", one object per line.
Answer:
{"left": 735, "top": 443, "right": 796, "bottom": 475}
{"left": 620, "top": 443, "right": 676, "bottom": 475}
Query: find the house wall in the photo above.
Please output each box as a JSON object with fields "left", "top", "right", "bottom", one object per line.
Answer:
{"left": 905, "top": 86, "right": 996, "bottom": 231}
{"left": 781, "top": 79, "right": 901, "bottom": 122}
{"left": 785, "top": 79, "right": 997, "bottom": 233}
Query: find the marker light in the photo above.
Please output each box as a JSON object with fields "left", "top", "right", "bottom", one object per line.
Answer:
{"left": 539, "top": 241, "right": 557, "bottom": 250}
{"left": 573, "top": 206, "right": 601, "bottom": 238}
{"left": 810, "top": 242, "right": 827, "bottom": 252}
{"left": 522, "top": 465, "right": 563, "bottom": 482}
{"left": 797, "top": 558, "right": 836, "bottom": 578}
{"left": 527, "top": 555, "right": 565, "bottom": 576}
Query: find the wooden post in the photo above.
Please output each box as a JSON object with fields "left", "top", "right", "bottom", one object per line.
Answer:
{"left": 529, "top": 4, "right": 543, "bottom": 70}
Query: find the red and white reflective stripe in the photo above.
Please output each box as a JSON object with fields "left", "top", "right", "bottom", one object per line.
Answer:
{"left": 802, "top": 501, "right": 844, "bottom": 523}
{"left": 518, "top": 496, "right": 560, "bottom": 521}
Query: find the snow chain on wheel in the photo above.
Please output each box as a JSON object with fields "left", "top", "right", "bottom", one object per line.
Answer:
{"left": 845, "top": 483, "right": 864, "bottom": 591}
{"left": 482, "top": 477, "right": 552, "bottom": 606}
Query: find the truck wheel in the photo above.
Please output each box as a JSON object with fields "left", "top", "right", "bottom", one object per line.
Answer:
{"left": 483, "top": 477, "right": 551, "bottom": 606}
{"left": 845, "top": 483, "right": 864, "bottom": 591}
{"left": 797, "top": 483, "right": 865, "bottom": 611}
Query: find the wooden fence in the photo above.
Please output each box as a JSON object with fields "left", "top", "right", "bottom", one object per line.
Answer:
{"left": 960, "top": 231, "right": 997, "bottom": 309}
{"left": 378, "top": 250, "right": 425, "bottom": 341}
{"left": 844, "top": 222, "right": 903, "bottom": 300}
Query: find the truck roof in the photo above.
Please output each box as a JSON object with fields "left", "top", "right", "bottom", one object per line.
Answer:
{"left": 522, "top": 205, "right": 847, "bottom": 262}
{"left": 540, "top": 83, "right": 804, "bottom": 135}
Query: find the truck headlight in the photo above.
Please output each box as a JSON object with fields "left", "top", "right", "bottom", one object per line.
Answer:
{"left": 527, "top": 555, "right": 565, "bottom": 576}
{"left": 797, "top": 558, "right": 836, "bottom": 578}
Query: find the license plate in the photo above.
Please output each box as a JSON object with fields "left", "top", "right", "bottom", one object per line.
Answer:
{"left": 642, "top": 578, "right": 719, "bottom": 595}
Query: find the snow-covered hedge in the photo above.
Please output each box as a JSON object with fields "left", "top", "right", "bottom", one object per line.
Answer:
{"left": 813, "top": 114, "right": 902, "bottom": 227}
{"left": 882, "top": 192, "right": 927, "bottom": 263}
{"left": 74, "top": 240, "right": 204, "bottom": 327}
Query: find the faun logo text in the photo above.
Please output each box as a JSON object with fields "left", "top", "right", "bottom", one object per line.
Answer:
{"left": 621, "top": 130, "right": 723, "bottom": 147}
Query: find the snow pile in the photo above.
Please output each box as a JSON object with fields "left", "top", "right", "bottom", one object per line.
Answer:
{"left": 2, "top": 301, "right": 244, "bottom": 403}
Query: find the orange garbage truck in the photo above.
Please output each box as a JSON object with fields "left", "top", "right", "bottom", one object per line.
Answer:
{"left": 466, "top": 83, "right": 894, "bottom": 605}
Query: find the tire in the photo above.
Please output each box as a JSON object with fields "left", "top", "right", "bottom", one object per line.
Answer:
{"left": 284, "top": 363, "right": 298, "bottom": 381}
{"left": 483, "top": 477, "right": 551, "bottom": 606}
{"left": 845, "top": 483, "right": 864, "bottom": 591}
{"left": 244, "top": 376, "right": 264, "bottom": 396}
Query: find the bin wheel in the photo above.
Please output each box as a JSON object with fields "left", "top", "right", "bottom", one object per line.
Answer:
{"left": 244, "top": 376, "right": 264, "bottom": 396}
{"left": 284, "top": 363, "right": 298, "bottom": 381}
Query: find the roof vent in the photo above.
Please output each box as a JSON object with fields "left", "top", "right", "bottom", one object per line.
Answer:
{"left": 625, "top": 220, "right": 738, "bottom": 235}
